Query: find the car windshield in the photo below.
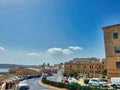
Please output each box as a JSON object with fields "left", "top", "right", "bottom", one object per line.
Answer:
{"left": 19, "top": 86, "right": 29, "bottom": 90}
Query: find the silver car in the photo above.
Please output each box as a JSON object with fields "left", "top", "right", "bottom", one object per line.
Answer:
{"left": 17, "top": 83, "right": 30, "bottom": 90}
{"left": 88, "top": 79, "right": 107, "bottom": 87}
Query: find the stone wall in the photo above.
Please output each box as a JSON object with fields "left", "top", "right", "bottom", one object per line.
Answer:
{"left": 102, "top": 24, "right": 120, "bottom": 78}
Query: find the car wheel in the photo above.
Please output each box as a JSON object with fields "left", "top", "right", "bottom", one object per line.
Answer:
{"left": 99, "top": 84, "right": 103, "bottom": 88}
{"left": 113, "top": 85, "right": 117, "bottom": 89}
{"left": 89, "top": 83, "right": 92, "bottom": 87}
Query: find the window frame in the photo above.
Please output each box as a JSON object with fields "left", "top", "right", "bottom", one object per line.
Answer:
{"left": 113, "top": 32, "right": 118, "bottom": 39}
{"left": 114, "top": 46, "right": 120, "bottom": 53}
{"left": 116, "top": 62, "right": 120, "bottom": 68}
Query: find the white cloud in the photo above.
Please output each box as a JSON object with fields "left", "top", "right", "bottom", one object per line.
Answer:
{"left": 0, "top": 46, "right": 83, "bottom": 65}
{"left": 0, "top": 47, "right": 5, "bottom": 53}
{"left": 47, "top": 47, "right": 72, "bottom": 55}
{"left": 27, "top": 46, "right": 82, "bottom": 56}
{"left": 27, "top": 52, "right": 40, "bottom": 56}
{"left": 69, "top": 46, "right": 82, "bottom": 51}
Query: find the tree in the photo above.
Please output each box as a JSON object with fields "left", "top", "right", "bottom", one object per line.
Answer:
{"left": 102, "top": 69, "right": 107, "bottom": 78}
{"left": 63, "top": 69, "right": 78, "bottom": 78}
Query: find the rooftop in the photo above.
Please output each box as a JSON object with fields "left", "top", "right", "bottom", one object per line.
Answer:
{"left": 102, "top": 24, "right": 120, "bottom": 30}
{"left": 73, "top": 58, "right": 100, "bottom": 62}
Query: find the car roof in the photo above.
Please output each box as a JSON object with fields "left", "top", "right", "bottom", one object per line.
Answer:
{"left": 19, "top": 83, "right": 29, "bottom": 87}
{"left": 91, "top": 78, "right": 99, "bottom": 80}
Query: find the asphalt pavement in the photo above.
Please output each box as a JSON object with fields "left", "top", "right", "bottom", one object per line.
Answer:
{"left": 19, "top": 70, "right": 63, "bottom": 90}
{"left": 19, "top": 78, "right": 52, "bottom": 90}
{"left": 9, "top": 70, "right": 120, "bottom": 90}
{"left": 48, "top": 70, "right": 63, "bottom": 82}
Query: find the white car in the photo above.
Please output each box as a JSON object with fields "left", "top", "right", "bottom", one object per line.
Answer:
{"left": 88, "top": 78, "right": 107, "bottom": 87}
{"left": 111, "top": 77, "right": 120, "bottom": 89}
{"left": 17, "top": 83, "right": 30, "bottom": 90}
{"left": 68, "top": 77, "right": 77, "bottom": 83}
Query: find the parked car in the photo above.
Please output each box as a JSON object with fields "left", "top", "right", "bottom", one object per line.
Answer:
{"left": 27, "top": 75, "right": 33, "bottom": 79}
{"left": 88, "top": 78, "right": 107, "bottom": 87}
{"left": 53, "top": 70, "right": 57, "bottom": 74}
{"left": 68, "top": 77, "right": 77, "bottom": 83}
{"left": 35, "top": 74, "right": 41, "bottom": 78}
{"left": 18, "top": 76, "right": 25, "bottom": 81}
{"left": 43, "top": 73, "right": 49, "bottom": 78}
{"left": 61, "top": 77, "right": 68, "bottom": 83}
{"left": 32, "top": 74, "right": 41, "bottom": 78}
{"left": 22, "top": 75, "right": 28, "bottom": 80}
{"left": 17, "top": 83, "right": 30, "bottom": 90}
{"left": 111, "top": 77, "right": 120, "bottom": 89}
{"left": 48, "top": 73, "right": 52, "bottom": 76}
{"left": 79, "top": 73, "right": 83, "bottom": 77}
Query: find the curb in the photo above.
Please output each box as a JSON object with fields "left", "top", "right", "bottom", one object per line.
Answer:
{"left": 39, "top": 80, "right": 68, "bottom": 90}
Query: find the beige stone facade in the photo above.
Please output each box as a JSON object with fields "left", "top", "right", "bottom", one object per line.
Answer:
{"left": 64, "top": 58, "right": 105, "bottom": 78}
{"left": 102, "top": 24, "right": 120, "bottom": 78}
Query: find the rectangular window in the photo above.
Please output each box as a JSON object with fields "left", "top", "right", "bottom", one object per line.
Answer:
{"left": 113, "top": 32, "right": 118, "bottom": 39}
{"left": 114, "top": 46, "right": 120, "bottom": 53}
{"left": 116, "top": 62, "right": 120, "bottom": 68}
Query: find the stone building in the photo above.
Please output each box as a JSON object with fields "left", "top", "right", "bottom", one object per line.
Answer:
{"left": 102, "top": 24, "right": 120, "bottom": 78}
{"left": 64, "top": 58, "right": 106, "bottom": 78}
{"left": 54, "top": 63, "right": 64, "bottom": 70}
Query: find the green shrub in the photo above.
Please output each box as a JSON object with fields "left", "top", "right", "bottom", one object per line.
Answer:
{"left": 63, "top": 69, "right": 78, "bottom": 78}
{"left": 84, "top": 79, "right": 89, "bottom": 84}
{"left": 100, "top": 78, "right": 107, "bottom": 82}
{"left": 68, "top": 83, "right": 81, "bottom": 90}
{"left": 57, "top": 82, "right": 65, "bottom": 88}
{"left": 64, "top": 83, "right": 71, "bottom": 89}
{"left": 81, "top": 86, "right": 91, "bottom": 90}
{"left": 41, "top": 78, "right": 112, "bottom": 90}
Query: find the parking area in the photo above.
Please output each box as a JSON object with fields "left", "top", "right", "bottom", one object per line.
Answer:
{"left": 0, "top": 74, "right": 41, "bottom": 90}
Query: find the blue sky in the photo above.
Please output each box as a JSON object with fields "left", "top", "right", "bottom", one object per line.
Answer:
{"left": 0, "top": 0, "right": 120, "bottom": 65}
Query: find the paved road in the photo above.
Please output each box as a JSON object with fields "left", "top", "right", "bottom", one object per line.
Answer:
{"left": 19, "top": 70, "right": 63, "bottom": 90}
{"left": 48, "top": 70, "right": 63, "bottom": 82}
{"left": 19, "top": 78, "right": 52, "bottom": 90}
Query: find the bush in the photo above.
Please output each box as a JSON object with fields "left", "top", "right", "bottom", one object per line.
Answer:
{"left": 63, "top": 69, "right": 78, "bottom": 78}
{"left": 100, "top": 78, "right": 107, "bottom": 82}
{"left": 41, "top": 78, "right": 112, "bottom": 90}
{"left": 56, "top": 82, "right": 65, "bottom": 88}
{"left": 84, "top": 79, "right": 89, "bottom": 84}
{"left": 81, "top": 86, "right": 92, "bottom": 90}
{"left": 68, "top": 83, "right": 81, "bottom": 90}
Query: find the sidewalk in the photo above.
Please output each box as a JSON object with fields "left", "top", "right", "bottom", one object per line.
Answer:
{"left": 77, "top": 78, "right": 86, "bottom": 86}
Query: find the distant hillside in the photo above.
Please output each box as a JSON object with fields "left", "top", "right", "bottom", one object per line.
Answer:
{"left": 9, "top": 68, "right": 42, "bottom": 75}
{"left": 0, "top": 64, "right": 29, "bottom": 68}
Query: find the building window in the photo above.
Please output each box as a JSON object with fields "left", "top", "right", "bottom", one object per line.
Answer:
{"left": 83, "top": 65, "right": 86, "bottom": 69}
{"left": 92, "top": 66, "right": 94, "bottom": 69}
{"left": 102, "top": 66, "right": 104, "bottom": 69}
{"left": 113, "top": 32, "right": 118, "bottom": 39}
{"left": 116, "top": 62, "right": 120, "bottom": 68}
{"left": 114, "top": 46, "right": 120, "bottom": 53}
{"left": 99, "top": 66, "right": 100, "bottom": 69}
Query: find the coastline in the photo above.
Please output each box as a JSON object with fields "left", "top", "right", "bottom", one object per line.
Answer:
{"left": 0, "top": 68, "right": 9, "bottom": 73}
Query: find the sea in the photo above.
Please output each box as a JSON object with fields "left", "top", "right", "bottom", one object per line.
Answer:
{"left": 0, "top": 68, "right": 9, "bottom": 72}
